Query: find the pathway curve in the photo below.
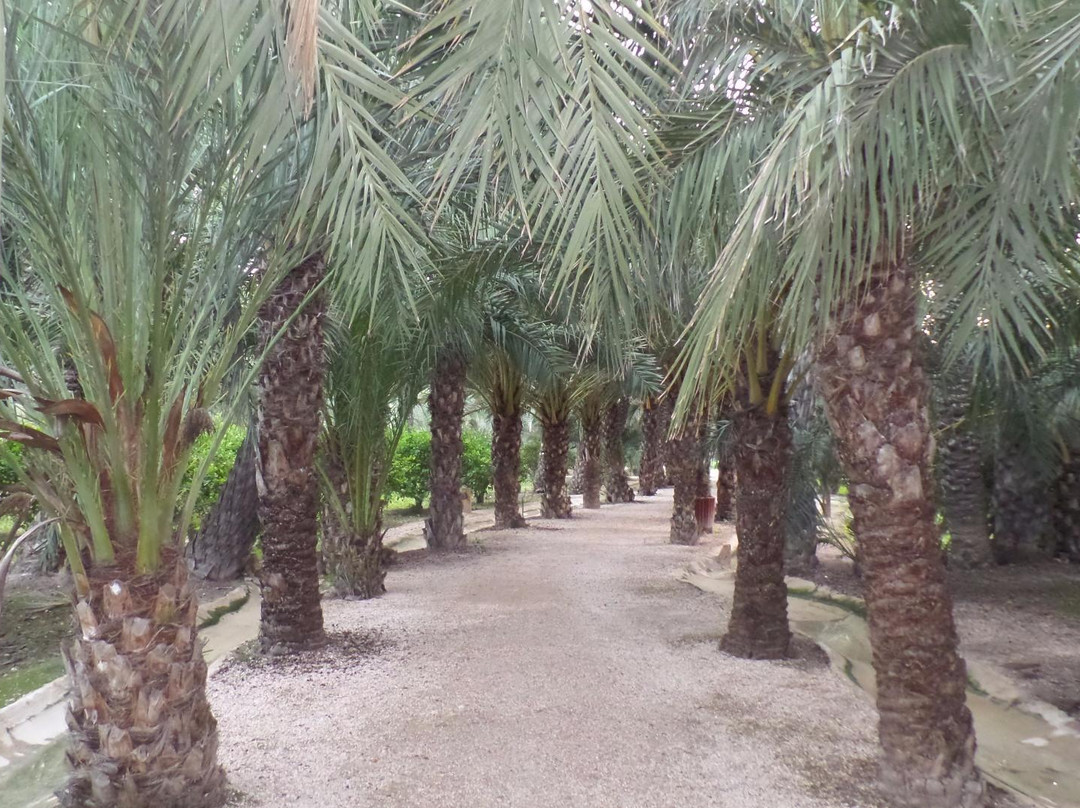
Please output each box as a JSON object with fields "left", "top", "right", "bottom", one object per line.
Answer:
{"left": 211, "top": 492, "right": 887, "bottom": 808}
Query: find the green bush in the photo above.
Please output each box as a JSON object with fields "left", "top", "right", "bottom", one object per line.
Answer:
{"left": 179, "top": 424, "right": 247, "bottom": 529}
{"left": 520, "top": 432, "right": 541, "bottom": 484}
{"left": 462, "top": 429, "right": 492, "bottom": 504}
{"left": 388, "top": 427, "right": 431, "bottom": 509}
{"left": 0, "top": 442, "right": 25, "bottom": 487}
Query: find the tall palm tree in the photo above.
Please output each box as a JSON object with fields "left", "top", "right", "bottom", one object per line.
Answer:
{"left": 603, "top": 398, "right": 636, "bottom": 503}
{"left": 0, "top": 1, "right": 305, "bottom": 801}
{"left": 638, "top": 393, "right": 669, "bottom": 496}
{"left": 576, "top": 390, "right": 608, "bottom": 510}
{"left": 675, "top": 2, "right": 1080, "bottom": 804}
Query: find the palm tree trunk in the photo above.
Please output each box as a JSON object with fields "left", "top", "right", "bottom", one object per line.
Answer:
{"left": 580, "top": 411, "right": 604, "bottom": 509}
{"left": 603, "top": 398, "right": 635, "bottom": 503}
{"left": 992, "top": 441, "right": 1052, "bottom": 564}
{"left": 638, "top": 395, "right": 667, "bottom": 496}
{"left": 256, "top": 254, "right": 326, "bottom": 655}
{"left": 785, "top": 373, "right": 820, "bottom": 574}
{"left": 540, "top": 415, "right": 572, "bottom": 518}
{"left": 935, "top": 366, "right": 992, "bottom": 568}
{"left": 816, "top": 262, "right": 984, "bottom": 808}
{"left": 61, "top": 558, "right": 225, "bottom": 808}
{"left": 721, "top": 387, "right": 792, "bottom": 660}
{"left": 1052, "top": 452, "right": 1080, "bottom": 562}
{"left": 425, "top": 349, "right": 467, "bottom": 550}
{"left": 569, "top": 442, "right": 586, "bottom": 495}
{"left": 666, "top": 403, "right": 702, "bottom": 544}
{"left": 188, "top": 423, "right": 259, "bottom": 581}
{"left": 492, "top": 405, "right": 527, "bottom": 529}
{"left": 715, "top": 456, "right": 735, "bottom": 520}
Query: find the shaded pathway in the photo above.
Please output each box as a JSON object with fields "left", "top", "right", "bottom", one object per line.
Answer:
{"left": 211, "top": 493, "right": 886, "bottom": 808}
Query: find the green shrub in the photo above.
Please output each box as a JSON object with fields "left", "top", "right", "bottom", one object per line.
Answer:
{"left": 520, "top": 433, "right": 542, "bottom": 484}
{"left": 462, "top": 429, "right": 492, "bottom": 504}
{"left": 0, "top": 442, "right": 25, "bottom": 487}
{"left": 388, "top": 427, "right": 431, "bottom": 509}
{"left": 179, "top": 424, "right": 246, "bottom": 529}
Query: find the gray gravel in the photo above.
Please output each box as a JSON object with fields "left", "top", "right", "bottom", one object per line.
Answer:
{"left": 209, "top": 492, "right": 885, "bottom": 808}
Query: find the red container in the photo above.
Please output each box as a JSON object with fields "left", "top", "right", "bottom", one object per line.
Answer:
{"left": 695, "top": 496, "right": 716, "bottom": 534}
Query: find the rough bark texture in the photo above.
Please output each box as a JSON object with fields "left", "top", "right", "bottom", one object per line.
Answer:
{"left": 568, "top": 443, "right": 586, "bottom": 496}
{"left": 638, "top": 395, "right": 667, "bottom": 496}
{"left": 256, "top": 255, "right": 326, "bottom": 655}
{"left": 666, "top": 400, "right": 703, "bottom": 545}
{"left": 721, "top": 386, "right": 792, "bottom": 660}
{"left": 320, "top": 453, "right": 388, "bottom": 599}
{"left": 934, "top": 368, "right": 992, "bottom": 568}
{"left": 816, "top": 263, "right": 984, "bottom": 808}
{"left": 1052, "top": 453, "right": 1080, "bottom": 562}
{"left": 60, "top": 557, "right": 225, "bottom": 808}
{"left": 579, "top": 411, "right": 604, "bottom": 509}
{"left": 715, "top": 457, "right": 735, "bottom": 521}
{"left": 603, "top": 398, "right": 635, "bottom": 503}
{"left": 540, "top": 416, "right": 572, "bottom": 518}
{"left": 992, "top": 443, "right": 1052, "bottom": 564}
{"left": 425, "top": 349, "right": 467, "bottom": 550}
{"left": 188, "top": 425, "right": 258, "bottom": 581}
{"left": 785, "top": 372, "right": 820, "bottom": 575}
{"left": 492, "top": 406, "right": 528, "bottom": 529}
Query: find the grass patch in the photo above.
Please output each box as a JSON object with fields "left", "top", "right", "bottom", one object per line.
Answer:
{"left": 0, "top": 656, "right": 66, "bottom": 708}
{"left": 198, "top": 591, "right": 250, "bottom": 630}
{"left": 1049, "top": 581, "right": 1080, "bottom": 619}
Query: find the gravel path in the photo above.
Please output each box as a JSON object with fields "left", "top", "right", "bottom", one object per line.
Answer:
{"left": 210, "top": 492, "right": 885, "bottom": 808}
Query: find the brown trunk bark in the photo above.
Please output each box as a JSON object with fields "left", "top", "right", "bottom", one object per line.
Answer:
{"left": 721, "top": 382, "right": 792, "bottom": 660}
{"left": 579, "top": 410, "right": 604, "bottom": 509}
{"left": 935, "top": 365, "right": 992, "bottom": 568}
{"left": 603, "top": 398, "right": 635, "bottom": 503}
{"left": 256, "top": 254, "right": 326, "bottom": 655}
{"left": 666, "top": 397, "right": 703, "bottom": 544}
{"left": 1052, "top": 453, "right": 1080, "bottom": 562}
{"left": 715, "top": 456, "right": 735, "bottom": 521}
{"left": 60, "top": 557, "right": 225, "bottom": 808}
{"left": 816, "top": 262, "right": 984, "bottom": 808}
{"left": 569, "top": 440, "right": 586, "bottom": 495}
{"left": 992, "top": 442, "right": 1052, "bottom": 564}
{"left": 425, "top": 349, "right": 467, "bottom": 550}
{"left": 638, "top": 395, "right": 667, "bottom": 496}
{"left": 188, "top": 423, "right": 258, "bottom": 581}
{"left": 540, "top": 416, "right": 572, "bottom": 518}
{"left": 492, "top": 405, "right": 527, "bottom": 529}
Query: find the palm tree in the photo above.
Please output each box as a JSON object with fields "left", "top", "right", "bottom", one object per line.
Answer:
{"left": 320, "top": 309, "right": 424, "bottom": 597}
{"left": 603, "top": 398, "right": 636, "bottom": 503}
{"left": 426, "top": 346, "right": 469, "bottom": 549}
{"left": 576, "top": 391, "right": 608, "bottom": 510}
{"left": 638, "top": 393, "right": 669, "bottom": 496}
{"left": 675, "top": 2, "right": 1080, "bottom": 804}
{"left": 533, "top": 378, "right": 578, "bottom": 518}
{"left": 256, "top": 254, "right": 329, "bottom": 653}
{"left": 0, "top": 1, "right": 305, "bottom": 801}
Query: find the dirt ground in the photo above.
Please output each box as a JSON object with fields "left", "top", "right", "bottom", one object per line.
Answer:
{"left": 808, "top": 548, "right": 1080, "bottom": 720}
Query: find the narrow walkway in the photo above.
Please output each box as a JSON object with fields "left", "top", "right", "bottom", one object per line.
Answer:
{"left": 211, "top": 493, "right": 885, "bottom": 808}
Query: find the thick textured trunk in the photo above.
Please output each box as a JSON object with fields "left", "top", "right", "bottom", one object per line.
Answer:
{"left": 603, "top": 399, "right": 635, "bottom": 503}
{"left": 1052, "top": 453, "right": 1080, "bottom": 562}
{"left": 666, "top": 402, "right": 703, "bottom": 544}
{"left": 492, "top": 406, "right": 527, "bottom": 529}
{"left": 425, "top": 349, "right": 467, "bottom": 550}
{"left": 580, "top": 412, "right": 604, "bottom": 509}
{"left": 638, "top": 395, "right": 667, "bottom": 495}
{"left": 816, "top": 263, "right": 984, "bottom": 808}
{"left": 992, "top": 443, "right": 1052, "bottom": 564}
{"left": 256, "top": 255, "right": 326, "bottom": 655}
{"left": 188, "top": 424, "right": 258, "bottom": 581}
{"left": 321, "top": 453, "right": 387, "bottom": 599}
{"left": 935, "top": 367, "right": 992, "bottom": 568}
{"left": 715, "top": 456, "right": 735, "bottom": 521}
{"left": 540, "top": 416, "right": 572, "bottom": 518}
{"left": 60, "top": 558, "right": 225, "bottom": 808}
{"left": 568, "top": 443, "right": 585, "bottom": 495}
{"left": 785, "top": 372, "right": 820, "bottom": 574}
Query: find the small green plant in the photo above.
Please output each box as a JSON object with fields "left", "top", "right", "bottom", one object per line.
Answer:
{"left": 0, "top": 442, "right": 25, "bottom": 488}
{"left": 388, "top": 427, "right": 432, "bottom": 510}
{"left": 462, "top": 429, "right": 493, "bottom": 504}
